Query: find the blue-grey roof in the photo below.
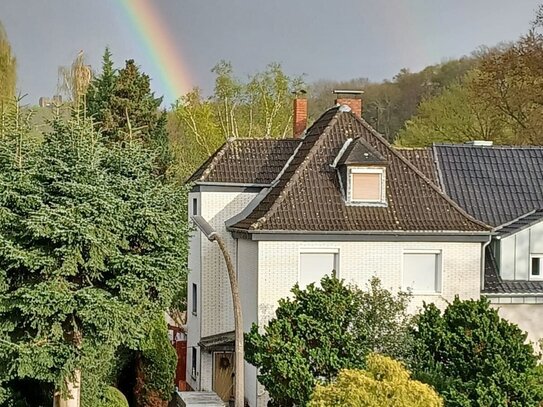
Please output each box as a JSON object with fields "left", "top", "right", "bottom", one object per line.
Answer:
{"left": 496, "top": 209, "right": 543, "bottom": 237}
{"left": 433, "top": 144, "right": 543, "bottom": 227}
{"left": 483, "top": 251, "right": 543, "bottom": 295}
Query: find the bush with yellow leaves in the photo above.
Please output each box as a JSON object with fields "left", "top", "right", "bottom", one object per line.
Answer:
{"left": 309, "top": 353, "right": 442, "bottom": 407}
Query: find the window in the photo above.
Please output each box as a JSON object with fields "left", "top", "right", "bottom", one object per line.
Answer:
{"left": 299, "top": 249, "right": 339, "bottom": 289}
{"left": 349, "top": 167, "right": 385, "bottom": 204}
{"left": 402, "top": 251, "right": 442, "bottom": 294}
{"left": 531, "top": 255, "right": 543, "bottom": 280}
{"left": 192, "top": 283, "right": 198, "bottom": 315}
{"left": 192, "top": 197, "right": 198, "bottom": 216}
{"left": 191, "top": 347, "right": 197, "bottom": 378}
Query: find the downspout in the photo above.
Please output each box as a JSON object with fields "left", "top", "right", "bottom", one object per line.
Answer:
{"left": 480, "top": 235, "right": 492, "bottom": 295}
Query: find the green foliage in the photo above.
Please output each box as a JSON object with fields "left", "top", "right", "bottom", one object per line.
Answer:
{"left": 308, "top": 57, "right": 477, "bottom": 140}
{"left": 412, "top": 297, "right": 543, "bottom": 406}
{"left": 0, "top": 107, "right": 189, "bottom": 405}
{"left": 87, "top": 50, "right": 172, "bottom": 174}
{"left": 395, "top": 74, "right": 509, "bottom": 147}
{"left": 172, "top": 61, "right": 304, "bottom": 178}
{"left": 310, "top": 353, "right": 443, "bottom": 407}
{"left": 103, "top": 386, "right": 129, "bottom": 407}
{"left": 245, "top": 275, "right": 413, "bottom": 407}
{"left": 136, "top": 317, "right": 177, "bottom": 405}
{"left": 0, "top": 21, "right": 16, "bottom": 103}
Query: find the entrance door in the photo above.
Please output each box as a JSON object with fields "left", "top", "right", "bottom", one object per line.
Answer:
{"left": 213, "top": 352, "right": 234, "bottom": 402}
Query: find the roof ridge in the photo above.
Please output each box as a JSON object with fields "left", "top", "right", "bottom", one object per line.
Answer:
{"left": 248, "top": 107, "right": 341, "bottom": 230}
{"left": 351, "top": 114, "right": 492, "bottom": 230}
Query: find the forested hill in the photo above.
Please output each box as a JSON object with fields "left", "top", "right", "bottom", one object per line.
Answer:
{"left": 308, "top": 55, "right": 479, "bottom": 141}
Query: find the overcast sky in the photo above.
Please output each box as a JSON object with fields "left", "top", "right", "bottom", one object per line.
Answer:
{"left": 0, "top": 0, "right": 540, "bottom": 106}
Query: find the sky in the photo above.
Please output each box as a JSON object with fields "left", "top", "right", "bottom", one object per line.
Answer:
{"left": 0, "top": 0, "right": 540, "bottom": 106}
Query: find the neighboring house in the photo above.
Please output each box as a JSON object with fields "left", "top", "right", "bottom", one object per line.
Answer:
{"left": 402, "top": 144, "right": 543, "bottom": 344}
{"left": 185, "top": 99, "right": 496, "bottom": 406}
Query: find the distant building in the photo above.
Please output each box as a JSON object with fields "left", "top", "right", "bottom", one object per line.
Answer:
{"left": 38, "top": 94, "right": 62, "bottom": 107}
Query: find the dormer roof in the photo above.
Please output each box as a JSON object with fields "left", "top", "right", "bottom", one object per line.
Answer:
{"left": 336, "top": 137, "right": 387, "bottom": 166}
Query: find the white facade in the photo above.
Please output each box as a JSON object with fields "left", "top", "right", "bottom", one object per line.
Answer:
{"left": 186, "top": 186, "right": 485, "bottom": 406}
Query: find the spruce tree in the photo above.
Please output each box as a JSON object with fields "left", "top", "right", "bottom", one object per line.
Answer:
{"left": 87, "top": 52, "right": 172, "bottom": 173}
{"left": 0, "top": 110, "right": 188, "bottom": 406}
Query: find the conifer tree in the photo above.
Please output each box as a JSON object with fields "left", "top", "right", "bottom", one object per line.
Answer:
{"left": 0, "top": 109, "right": 188, "bottom": 406}
{"left": 87, "top": 52, "right": 172, "bottom": 173}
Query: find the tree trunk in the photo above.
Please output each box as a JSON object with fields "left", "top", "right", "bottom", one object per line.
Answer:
{"left": 53, "top": 370, "right": 81, "bottom": 407}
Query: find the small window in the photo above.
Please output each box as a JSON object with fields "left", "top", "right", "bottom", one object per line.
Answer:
{"left": 192, "top": 198, "right": 198, "bottom": 216}
{"left": 191, "top": 347, "right": 197, "bottom": 378}
{"left": 402, "top": 251, "right": 442, "bottom": 294}
{"left": 531, "top": 256, "right": 543, "bottom": 280}
{"left": 349, "top": 167, "right": 385, "bottom": 204}
{"left": 299, "top": 249, "right": 339, "bottom": 289}
{"left": 192, "top": 283, "right": 198, "bottom": 315}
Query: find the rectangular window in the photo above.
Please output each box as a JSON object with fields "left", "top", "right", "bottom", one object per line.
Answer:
{"left": 531, "top": 256, "right": 543, "bottom": 280}
{"left": 349, "top": 167, "right": 385, "bottom": 204}
{"left": 191, "top": 347, "right": 197, "bottom": 378}
{"left": 192, "top": 197, "right": 198, "bottom": 216}
{"left": 402, "top": 251, "right": 442, "bottom": 293}
{"left": 192, "top": 283, "right": 198, "bottom": 315}
{"left": 299, "top": 249, "right": 339, "bottom": 289}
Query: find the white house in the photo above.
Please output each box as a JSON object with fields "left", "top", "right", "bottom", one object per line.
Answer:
{"left": 184, "top": 98, "right": 525, "bottom": 406}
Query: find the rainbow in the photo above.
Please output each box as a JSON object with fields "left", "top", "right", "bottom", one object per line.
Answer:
{"left": 117, "top": 0, "right": 193, "bottom": 103}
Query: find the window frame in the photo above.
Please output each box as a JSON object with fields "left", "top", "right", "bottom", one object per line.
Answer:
{"left": 191, "top": 347, "right": 197, "bottom": 379}
{"left": 530, "top": 254, "right": 543, "bottom": 281}
{"left": 401, "top": 249, "right": 443, "bottom": 295}
{"left": 347, "top": 166, "right": 387, "bottom": 206}
{"left": 192, "top": 197, "right": 198, "bottom": 216}
{"left": 298, "top": 248, "right": 340, "bottom": 289}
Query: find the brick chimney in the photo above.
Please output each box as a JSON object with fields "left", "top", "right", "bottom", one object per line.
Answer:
{"left": 293, "top": 97, "right": 307, "bottom": 138}
{"left": 334, "top": 90, "right": 363, "bottom": 118}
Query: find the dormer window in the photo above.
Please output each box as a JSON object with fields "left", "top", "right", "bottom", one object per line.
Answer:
{"left": 350, "top": 167, "right": 386, "bottom": 204}
{"left": 333, "top": 137, "right": 388, "bottom": 206}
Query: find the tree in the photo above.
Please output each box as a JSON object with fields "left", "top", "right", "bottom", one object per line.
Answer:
{"left": 471, "top": 31, "right": 543, "bottom": 144}
{"left": 0, "top": 21, "right": 16, "bottom": 103}
{"left": 412, "top": 297, "right": 543, "bottom": 406}
{"left": 0, "top": 108, "right": 189, "bottom": 406}
{"left": 57, "top": 50, "right": 93, "bottom": 109}
{"left": 244, "top": 275, "right": 413, "bottom": 407}
{"left": 395, "top": 74, "right": 509, "bottom": 147}
{"left": 86, "top": 52, "right": 172, "bottom": 174}
{"left": 309, "top": 353, "right": 443, "bottom": 407}
{"left": 172, "top": 61, "right": 304, "bottom": 179}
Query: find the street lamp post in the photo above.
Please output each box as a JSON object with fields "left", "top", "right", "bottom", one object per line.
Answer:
{"left": 192, "top": 215, "right": 244, "bottom": 407}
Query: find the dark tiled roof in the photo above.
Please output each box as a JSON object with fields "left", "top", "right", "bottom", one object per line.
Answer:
{"left": 496, "top": 209, "right": 543, "bottom": 237}
{"left": 396, "top": 148, "right": 440, "bottom": 184}
{"left": 432, "top": 144, "right": 543, "bottom": 227}
{"left": 230, "top": 107, "right": 489, "bottom": 233}
{"left": 483, "top": 250, "right": 543, "bottom": 294}
{"left": 187, "top": 138, "right": 301, "bottom": 185}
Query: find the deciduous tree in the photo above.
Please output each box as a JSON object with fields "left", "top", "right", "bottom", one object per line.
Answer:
{"left": 244, "top": 276, "right": 412, "bottom": 407}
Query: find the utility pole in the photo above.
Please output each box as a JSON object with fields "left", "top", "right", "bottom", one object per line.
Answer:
{"left": 192, "top": 215, "right": 244, "bottom": 407}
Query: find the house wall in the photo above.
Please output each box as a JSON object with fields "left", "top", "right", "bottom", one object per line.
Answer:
{"left": 186, "top": 189, "right": 258, "bottom": 391}
{"left": 237, "top": 239, "right": 259, "bottom": 407}
{"left": 257, "top": 240, "right": 482, "bottom": 325}
{"left": 186, "top": 192, "right": 201, "bottom": 391}
{"left": 500, "top": 221, "right": 543, "bottom": 280}
{"left": 490, "top": 301, "right": 543, "bottom": 350}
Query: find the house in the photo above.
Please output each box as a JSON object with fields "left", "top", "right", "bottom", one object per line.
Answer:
{"left": 401, "top": 144, "right": 543, "bottom": 343}
{"left": 185, "top": 97, "right": 508, "bottom": 406}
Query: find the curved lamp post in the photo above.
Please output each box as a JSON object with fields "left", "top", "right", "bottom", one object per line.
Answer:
{"left": 191, "top": 215, "right": 244, "bottom": 407}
